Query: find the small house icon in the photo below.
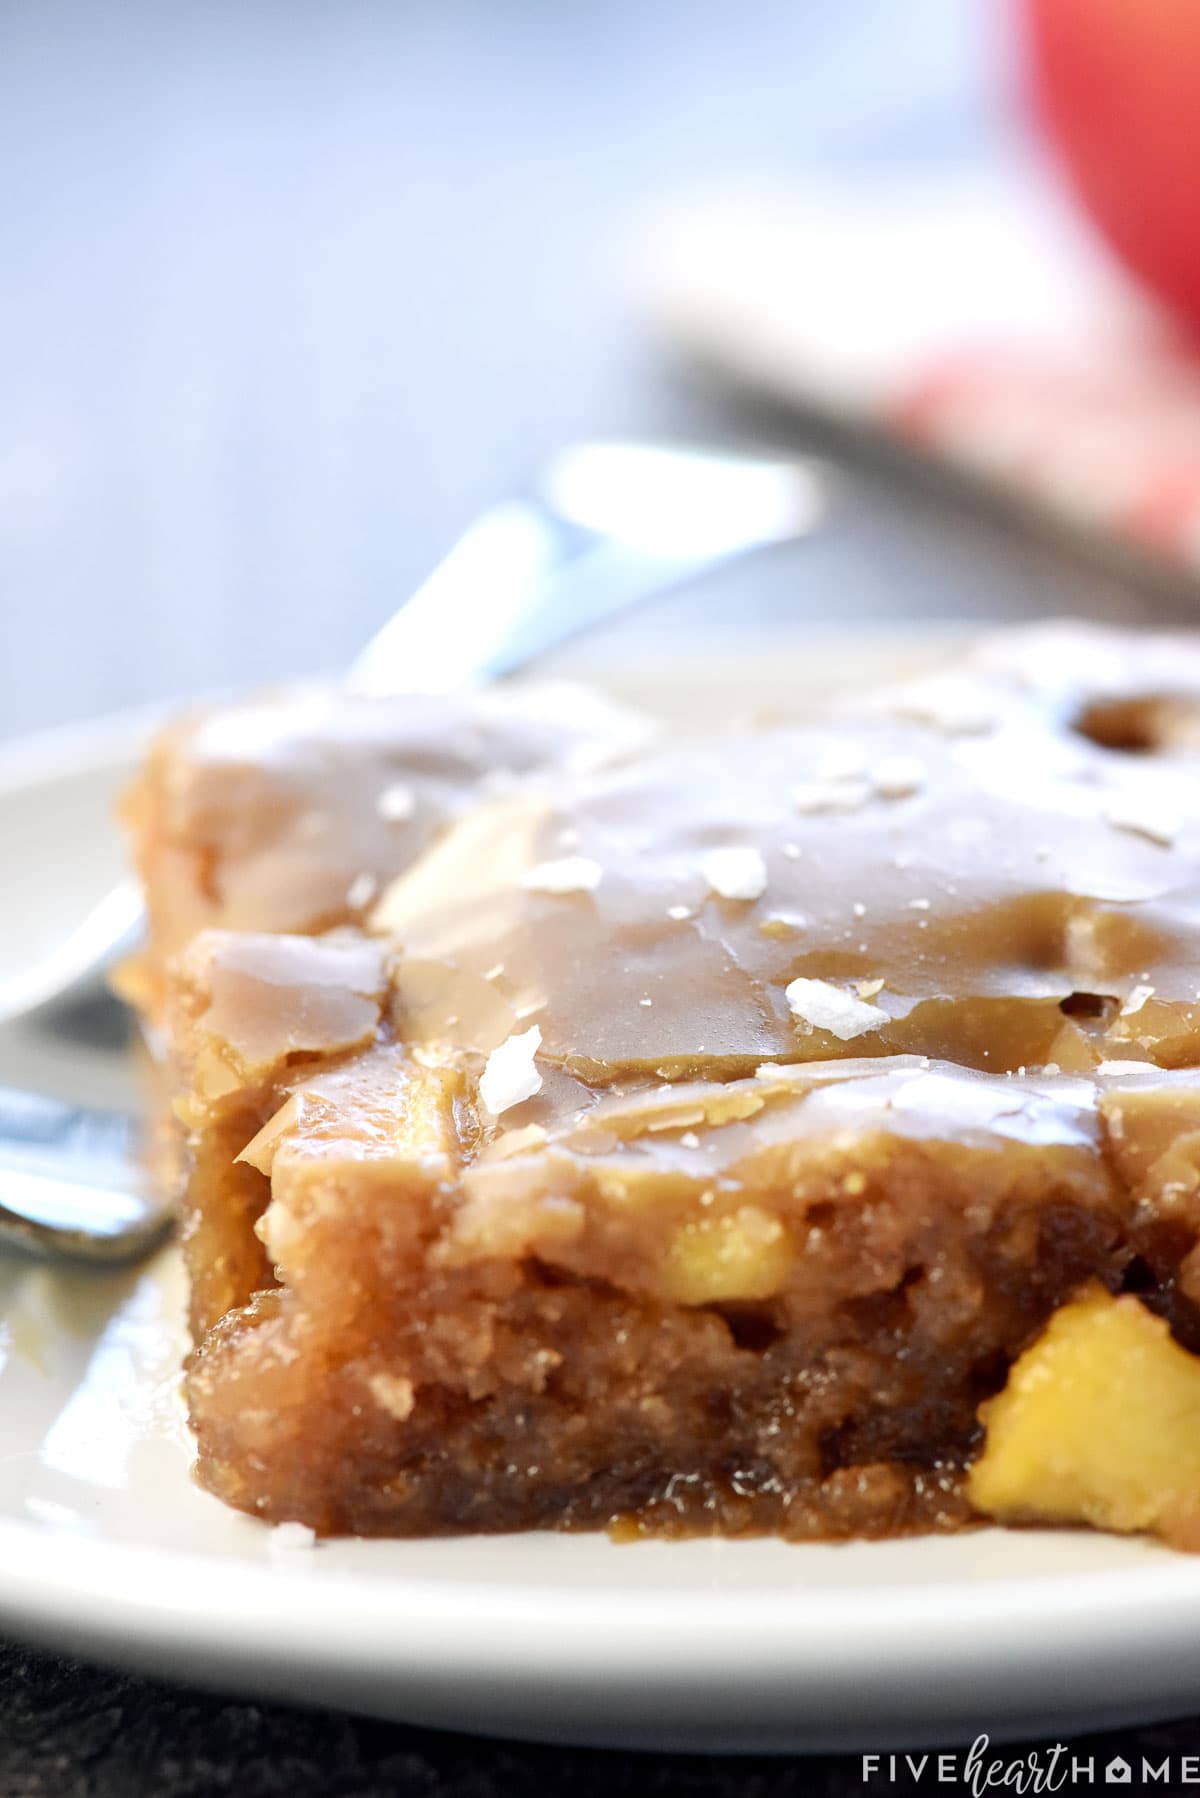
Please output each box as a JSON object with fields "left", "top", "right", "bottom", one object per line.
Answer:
{"left": 1105, "top": 1758, "right": 1132, "bottom": 1785}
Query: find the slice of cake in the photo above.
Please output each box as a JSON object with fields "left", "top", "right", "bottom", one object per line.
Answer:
{"left": 133, "top": 625, "right": 1200, "bottom": 1543}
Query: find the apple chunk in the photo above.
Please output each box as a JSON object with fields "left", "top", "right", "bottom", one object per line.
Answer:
{"left": 969, "top": 1286, "right": 1200, "bottom": 1548}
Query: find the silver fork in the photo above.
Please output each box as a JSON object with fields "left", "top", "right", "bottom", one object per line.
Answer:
{"left": 0, "top": 1087, "right": 166, "bottom": 1264}
{"left": 0, "top": 440, "right": 824, "bottom": 1262}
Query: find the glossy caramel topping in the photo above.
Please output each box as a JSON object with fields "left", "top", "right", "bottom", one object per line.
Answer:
{"left": 364, "top": 626, "right": 1200, "bottom": 1103}
{"left": 187, "top": 933, "right": 389, "bottom": 1079}
{"left": 124, "top": 678, "right": 652, "bottom": 971}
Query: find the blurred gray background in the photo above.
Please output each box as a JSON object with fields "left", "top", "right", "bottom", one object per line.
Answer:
{"left": 0, "top": 0, "right": 1176, "bottom": 741}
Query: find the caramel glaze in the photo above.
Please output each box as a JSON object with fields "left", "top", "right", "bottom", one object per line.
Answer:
{"left": 119, "top": 677, "right": 652, "bottom": 1011}
{"left": 362, "top": 623, "right": 1200, "bottom": 1103}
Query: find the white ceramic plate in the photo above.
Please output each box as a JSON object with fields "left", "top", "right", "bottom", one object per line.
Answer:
{"left": 4, "top": 647, "right": 1200, "bottom": 1755}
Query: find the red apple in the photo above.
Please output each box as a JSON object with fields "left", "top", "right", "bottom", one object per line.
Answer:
{"left": 1024, "top": 0, "right": 1200, "bottom": 328}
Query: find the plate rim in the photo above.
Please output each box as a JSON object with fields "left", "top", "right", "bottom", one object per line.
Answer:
{"left": 5, "top": 662, "right": 1200, "bottom": 1750}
